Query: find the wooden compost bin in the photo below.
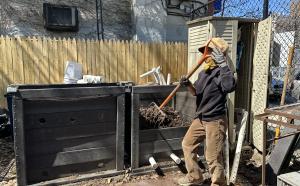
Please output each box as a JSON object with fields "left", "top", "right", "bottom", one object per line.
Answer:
{"left": 130, "top": 85, "right": 202, "bottom": 170}
{"left": 10, "top": 84, "right": 126, "bottom": 185}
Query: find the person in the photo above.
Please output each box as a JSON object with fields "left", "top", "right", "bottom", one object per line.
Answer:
{"left": 177, "top": 38, "right": 236, "bottom": 186}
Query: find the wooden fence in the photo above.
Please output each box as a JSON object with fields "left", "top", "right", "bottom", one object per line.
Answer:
{"left": 0, "top": 36, "right": 187, "bottom": 106}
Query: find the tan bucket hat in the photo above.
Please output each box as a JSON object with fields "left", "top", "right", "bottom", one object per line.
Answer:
{"left": 198, "top": 37, "right": 229, "bottom": 54}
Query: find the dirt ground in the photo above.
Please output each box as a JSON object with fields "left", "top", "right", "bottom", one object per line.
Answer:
{"left": 68, "top": 169, "right": 258, "bottom": 186}
{"left": 0, "top": 136, "right": 15, "bottom": 186}
{"left": 3, "top": 135, "right": 300, "bottom": 186}
{"left": 0, "top": 148, "right": 262, "bottom": 186}
{"left": 68, "top": 150, "right": 262, "bottom": 186}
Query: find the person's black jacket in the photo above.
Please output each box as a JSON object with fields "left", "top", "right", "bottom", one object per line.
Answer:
{"left": 193, "top": 65, "right": 236, "bottom": 121}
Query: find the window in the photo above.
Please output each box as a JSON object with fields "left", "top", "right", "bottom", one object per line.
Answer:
{"left": 43, "top": 3, "right": 79, "bottom": 32}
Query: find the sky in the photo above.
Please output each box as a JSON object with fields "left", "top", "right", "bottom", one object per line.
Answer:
{"left": 215, "top": 0, "right": 292, "bottom": 18}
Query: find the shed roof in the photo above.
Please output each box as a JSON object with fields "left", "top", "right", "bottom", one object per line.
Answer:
{"left": 187, "top": 16, "right": 260, "bottom": 26}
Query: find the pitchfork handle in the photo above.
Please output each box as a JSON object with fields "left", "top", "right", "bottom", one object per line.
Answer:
{"left": 159, "top": 54, "right": 210, "bottom": 109}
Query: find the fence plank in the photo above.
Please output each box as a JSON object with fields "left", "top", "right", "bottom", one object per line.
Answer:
{"left": 127, "top": 41, "right": 132, "bottom": 82}
{"left": 181, "top": 43, "right": 187, "bottom": 77}
{"left": 16, "top": 38, "right": 25, "bottom": 84}
{"left": 1, "top": 36, "right": 7, "bottom": 91}
{"left": 42, "top": 38, "right": 49, "bottom": 83}
{"left": 137, "top": 42, "right": 143, "bottom": 84}
{"left": 66, "top": 38, "right": 72, "bottom": 61}
{"left": 133, "top": 41, "right": 138, "bottom": 83}
{"left": 91, "top": 39, "right": 96, "bottom": 76}
{"left": 48, "top": 38, "right": 54, "bottom": 83}
{"left": 52, "top": 38, "right": 59, "bottom": 83}
{"left": 98, "top": 40, "right": 105, "bottom": 76}
{"left": 129, "top": 40, "right": 134, "bottom": 82}
{"left": 20, "top": 38, "right": 29, "bottom": 84}
{"left": 70, "top": 38, "right": 77, "bottom": 62}
{"left": 144, "top": 42, "right": 150, "bottom": 83}
{"left": 11, "top": 38, "right": 18, "bottom": 84}
{"left": 57, "top": 38, "right": 64, "bottom": 82}
{"left": 167, "top": 42, "right": 173, "bottom": 81}
{"left": 106, "top": 40, "right": 111, "bottom": 81}
{"left": 178, "top": 43, "right": 183, "bottom": 79}
{"left": 103, "top": 40, "right": 109, "bottom": 82}
{"left": 29, "top": 38, "right": 35, "bottom": 83}
{"left": 26, "top": 37, "right": 35, "bottom": 84}
{"left": 62, "top": 38, "right": 68, "bottom": 76}
{"left": 173, "top": 42, "right": 178, "bottom": 80}
{"left": 91, "top": 39, "right": 96, "bottom": 75}
{"left": 148, "top": 43, "right": 155, "bottom": 83}
{"left": 77, "top": 39, "right": 86, "bottom": 75}
{"left": 121, "top": 40, "right": 126, "bottom": 81}
{"left": 153, "top": 43, "right": 159, "bottom": 77}
{"left": 125, "top": 41, "right": 129, "bottom": 81}
{"left": 95, "top": 40, "right": 100, "bottom": 76}
{"left": 0, "top": 36, "right": 5, "bottom": 106}
{"left": 159, "top": 43, "right": 166, "bottom": 81}
{"left": 109, "top": 40, "right": 117, "bottom": 82}
{"left": 117, "top": 41, "right": 125, "bottom": 81}
{"left": 175, "top": 43, "right": 179, "bottom": 81}
{"left": 181, "top": 44, "right": 188, "bottom": 77}
{"left": 86, "top": 39, "right": 92, "bottom": 75}
{"left": 162, "top": 42, "right": 167, "bottom": 82}
{"left": 37, "top": 37, "right": 43, "bottom": 83}
{"left": 3, "top": 36, "right": 12, "bottom": 104}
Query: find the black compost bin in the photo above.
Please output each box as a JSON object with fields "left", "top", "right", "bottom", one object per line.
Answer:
{"left": 10, "top": 84, "right": 126, "bottom": 185}
{"left": 130, "top": 85, "right": 202, "bottom": 170}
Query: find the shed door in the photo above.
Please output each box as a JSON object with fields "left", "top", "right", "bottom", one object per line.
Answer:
{"left": 251, "top": 17, "right": 272, "bottom": 151}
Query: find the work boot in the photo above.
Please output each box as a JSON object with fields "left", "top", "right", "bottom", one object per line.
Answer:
{"left": 177, "top": 176, "right": 203, "bottom": 186}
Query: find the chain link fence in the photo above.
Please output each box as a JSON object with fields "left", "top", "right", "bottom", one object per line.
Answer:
{"left": 218, "top": 0, "right": 300, "bottom": 107}
{"left": 217, "top": 0, "right": 300, "bottom": 163}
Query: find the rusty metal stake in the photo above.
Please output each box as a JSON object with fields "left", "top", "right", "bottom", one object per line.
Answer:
{"left": 262, "top": 120, "right": 267, "bottom": 186}
{"left": 276, "top": 46, "right": 295, "bottom": 143}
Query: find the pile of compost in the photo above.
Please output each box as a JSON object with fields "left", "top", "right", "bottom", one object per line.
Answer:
{"left": 139, "top": 106, "right": 191, "bottom": 129}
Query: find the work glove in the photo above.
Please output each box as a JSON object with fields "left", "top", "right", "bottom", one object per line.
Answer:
{"left": 212, "top": 47, "right": 227, "bottom": 67}
{"left": 180, "top": 76, "right": 191, "bottom": 87}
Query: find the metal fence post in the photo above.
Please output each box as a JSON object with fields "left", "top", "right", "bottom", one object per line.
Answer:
{"left": 263, "top": 0, "right": 269, "bottom": 19}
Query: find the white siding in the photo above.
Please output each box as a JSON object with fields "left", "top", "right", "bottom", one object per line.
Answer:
{"left": 187, "top": 21, "right": 209, "bottom": 82}
{"left": 211, "top": 20, "right": 238, "bottom": 72}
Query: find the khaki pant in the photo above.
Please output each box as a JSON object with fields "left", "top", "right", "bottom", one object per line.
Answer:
{"left": 182, "top": 117, "right": 228, "bottom": 186}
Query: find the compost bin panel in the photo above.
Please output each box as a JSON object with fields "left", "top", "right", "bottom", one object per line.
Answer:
{"left": 11, "top": 84, "right": 125, "bottom": 185}
{"left": 131, "top": 86, "right": 197, "bottom": 169}
{"left": 139, "top": 93, "right": 173, "bottom": 107}
{"left": 24, "top": 97, "right": 118, "bottom": 184}
{"left": 138, "top": 127, "right": 189, "bottom": 165}
{"left": 139, "top": 127, "right": 188, "bottom": 142}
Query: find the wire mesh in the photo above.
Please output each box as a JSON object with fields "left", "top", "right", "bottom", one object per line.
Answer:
{"left": 214, "top": 1, "right": 300, "bottom": 156}
{"left": 215, "top": 0, "right": 300, "bottom": 107}
{"left": 217, "top": 0, "right": 263, "bottom": 18}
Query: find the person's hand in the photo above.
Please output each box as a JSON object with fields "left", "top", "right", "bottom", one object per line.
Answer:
{"left": 212, "top": 47, "right": 226, "bottom": 67}
{"left": 180, "top": 76, "right": 191, "bottom": 87}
